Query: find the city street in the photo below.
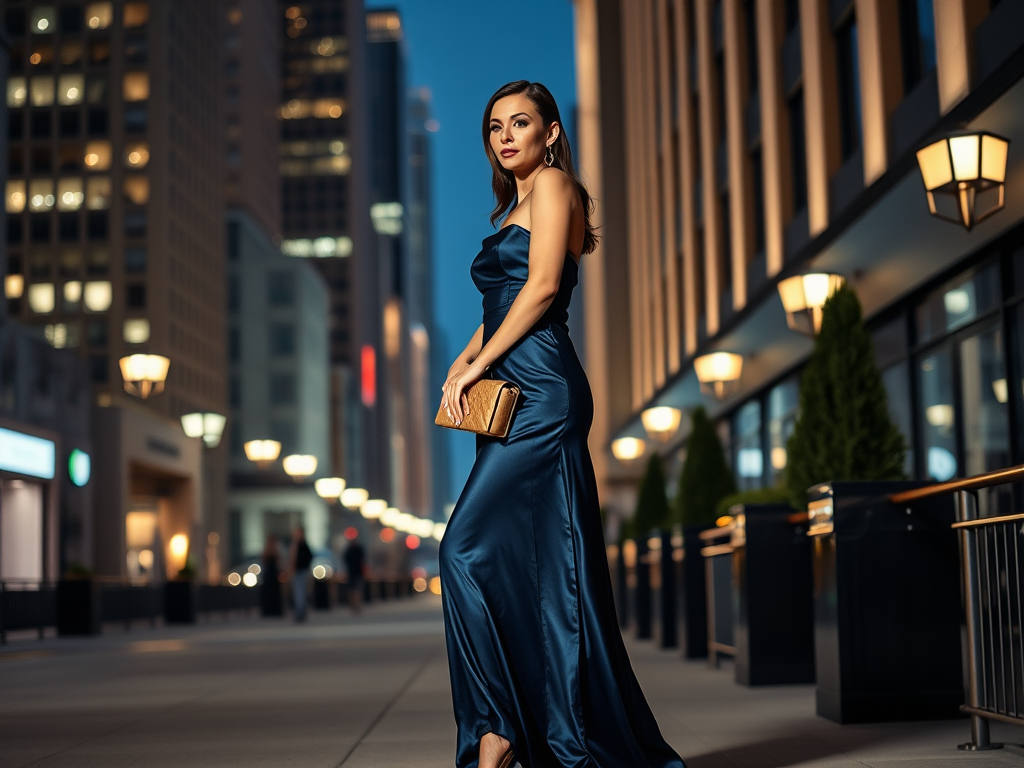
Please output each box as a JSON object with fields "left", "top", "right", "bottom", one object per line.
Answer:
{"left": 2, "top": 596, "right": 1023, "bottom": 768}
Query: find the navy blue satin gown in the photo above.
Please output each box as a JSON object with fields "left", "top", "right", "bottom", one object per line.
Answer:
{"left": 440, "top": 223, "right": 685, "bottom": 768}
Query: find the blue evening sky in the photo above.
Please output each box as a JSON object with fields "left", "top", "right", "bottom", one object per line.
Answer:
{"left": 366, "top": 0, "right": 578, "bottom": 501}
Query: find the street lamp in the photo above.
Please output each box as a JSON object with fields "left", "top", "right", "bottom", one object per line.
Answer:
{"left": 611, "top": 436, "right": 646, "bottom": 465}
{"left": 314, "top": 477, "right": 346, "bottom": 502}
{"left": 777, "top": 273, "right": 845, "bottom": 336}
{"left": 640, "top": 406, "right": 682, "bottom": 443}
{"left": 244, "top": 439, "right": 281, "bottom": 470}
{"left": 341, "top": 487, "right": 369, "bottom": 509}
{"left": 693, "top": 352, "right": 743, "bottom": 399}
{"left": 119, "top": 354, "right": 170, "bottom": 399}
{"left": 282, "top": 454, "right": 317, "bottom": 482}
{"left": 916, "top": 131, "right": 1010, "bottom": 230}
{"left": 360, "top": 498, "right": 387, "bottom": 519}
{"left": 180, "top": 412, "right": 227, "bottom": 447}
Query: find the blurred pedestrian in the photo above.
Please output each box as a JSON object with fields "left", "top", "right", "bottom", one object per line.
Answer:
{"left": 288, "top": 526, "right": 313, "bottom": 622}
{"left": 260, "top": 534, "right": 283, "bottom": 617}
{"left": 343, "top": 535, "right": 366, "bottom": 613}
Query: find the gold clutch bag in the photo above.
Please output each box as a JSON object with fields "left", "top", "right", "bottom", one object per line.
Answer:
{"left": 434, "top": 379, "right": 521, "bottom": 438}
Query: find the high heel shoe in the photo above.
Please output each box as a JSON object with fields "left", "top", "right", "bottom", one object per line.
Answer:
{"left": 496, "top": 745, "right": 515, "bottom": 768}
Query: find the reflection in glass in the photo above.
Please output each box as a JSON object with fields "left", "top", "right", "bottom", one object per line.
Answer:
{"left": 58, "top": 74, "right": 85, "bottom": 105}
{"left": 57, "top": 178, "right": 84, "bottom": 211}
{"left": 7, "top": 77, "right": 27, "bottom": 107}
{"left": 960, "top": 327, "right": 1009, "bottom": 477}
{"left": 28, "top": 179, "right": 55, "bottom": 211}
{"left": 733, "top": 400, "right": 762, "bottom": 491}
{"left": 84, "top": 141, "right": 112, "bottom": 170}
{"left": 918, "top": 346, "right": 956, "bottom": 481}
{"left": 881, "top": 362, "right": 913, "bottom": 476}
{"left": 6, "top": 181, "right": 26, "bottom": 213}
{"left": 767, "top": 376, "right": 799, "bottom": 485}
{"left": 85, "top": 177, "right": 111, "bottom": 210}
{"left": 917, "top": 262, "right": 1000, "bottom": 343}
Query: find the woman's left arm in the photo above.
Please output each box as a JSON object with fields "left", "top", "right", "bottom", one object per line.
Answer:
{"left": 442, "top": 169, "right": 574, "bottom": 424}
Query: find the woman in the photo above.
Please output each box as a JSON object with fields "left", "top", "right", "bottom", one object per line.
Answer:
{"left": 439, "top": 81, "right": 685, "bottom": 768}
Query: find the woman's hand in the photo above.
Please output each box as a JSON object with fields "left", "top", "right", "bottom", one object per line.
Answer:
{"left": 441, "top": 359, "right": 486, "bottom": 426}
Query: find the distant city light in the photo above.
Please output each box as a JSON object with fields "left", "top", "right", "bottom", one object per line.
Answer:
{"left": 281, "top": 236, "right": 352, "bottom": 258}
{"left": 405, "top": 535, "right": 420, "bottom": 550}
{"left": 242, "top": 572, "right": 257, "bottom": 587}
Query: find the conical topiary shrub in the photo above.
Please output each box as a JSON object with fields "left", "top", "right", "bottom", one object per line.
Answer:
{"left": 675, "top": 406, "right": 737, "bottom": 527}
{"left": 633, "top": 453, "right": 671, "bottom": 536}
{"left": 785, "top": 283, "right": 907, "bottom": 510}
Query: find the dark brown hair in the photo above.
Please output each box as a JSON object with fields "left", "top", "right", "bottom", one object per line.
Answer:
{"left": 482, "top": 80, "right": 599, "bottom": 256}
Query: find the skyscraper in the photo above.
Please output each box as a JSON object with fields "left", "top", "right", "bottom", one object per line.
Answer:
{"left": 278, "top": 0, "right": 385, "bottom": 496}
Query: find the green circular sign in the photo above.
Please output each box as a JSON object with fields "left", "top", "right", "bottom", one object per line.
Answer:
{"left": 69, "top": 449, "right": 91, "bottom": 487}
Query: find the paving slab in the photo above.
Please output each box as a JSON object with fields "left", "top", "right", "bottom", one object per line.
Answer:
{"left": 2, "top": 595, "right": 1023, "bottom": 767}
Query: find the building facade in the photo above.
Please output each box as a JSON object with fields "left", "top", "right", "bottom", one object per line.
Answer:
{"left": 575, "top": 0, "right": 1024, "bottom": 517}
{"left": 4, "top": 1, "right": 228, "bottom": 579}
{"left": 225, "top": 209, "right": 332, "bottom": 566}
{"left": 278, "top": 0, "right": 387, "bottom": 497}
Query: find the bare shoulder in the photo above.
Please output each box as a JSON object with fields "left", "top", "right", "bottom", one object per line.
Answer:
{"left": 532, "top": 167, "right": 577, "bottom": 200}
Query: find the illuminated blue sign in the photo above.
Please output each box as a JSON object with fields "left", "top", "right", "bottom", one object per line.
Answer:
{"left": 0, "top": 428, "right": 56, "bottom": 479}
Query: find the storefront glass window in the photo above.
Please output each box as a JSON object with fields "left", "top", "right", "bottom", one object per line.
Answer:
{"left": 917, "top": 345, "right": 957, "bottom": 481}
{"left": 916, "top": 262, "right": 1001, "bottom": 344}
{"left": 960, "top": 326, "right": 1010, "bottom": 476}
{"left": 767, "top": 376, "right": 799, "bottom": 485}
{"left": 733, "top": 400, "right": 762, "bottom": 490}
{"left": 881, "top": 361, "right": 914, "bottom": 476}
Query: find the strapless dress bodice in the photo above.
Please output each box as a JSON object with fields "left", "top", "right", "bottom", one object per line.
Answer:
{"left": 470, "top": 223, "right": 579, "bottom": 333}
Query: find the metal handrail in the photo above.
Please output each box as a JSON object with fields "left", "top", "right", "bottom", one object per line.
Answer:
{"left": 889, "top": 464, "right": 1024, "bottom": 504}
{"left": 884, "top": 462, "right": 1024, "bottom": 751}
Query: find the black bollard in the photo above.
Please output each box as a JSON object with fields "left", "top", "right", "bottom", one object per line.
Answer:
{"left": 681, "top": 525, "right": 708, "bottom": 658}
{"left": 659, "top": 529, "right": 678, "bottom": 649}
{"left": 635, "top": 536, "right": 652, "bottom": 639}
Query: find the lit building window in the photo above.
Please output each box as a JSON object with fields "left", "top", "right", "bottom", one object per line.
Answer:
{"left": 63, "top": 281, "right": 82, "bottom": 308}
{"left": 227, "top": 6, "right": 242, "bottom": 25}
{"left": 6, "top": 181, "right": 26, "bottom": 213}
{"left": 31, "top": 7, "right": 57, "bottom": 34}
{"left": 123, "top": 72, "right": 149, "bottom": 102}
{"left": 280, "top": 98, "right": 346, "bottom": 119}
{"left": 44, "top": 323, "right": 79, "bottom": 349}
{"left": 30, "top": 46, "right": 55, "bottom": 67}
{"left": 370, "top": 202, "right": 404, "bottom": 235}
{"left": 84, "top": 141, "right": 112, "bottom": 171}
{"left": 58, "top": 74, "right": 85, "bottom": 105}
{"left": 125, "top": 142, "right": 150, "bottom": 168}
{"left": 123, "top": 2, "right": 149, "bottom": 28}
{"left": 123, "top": 318, "right": 150, "bottom": 344}
{"left": 83, "top": 281, "right": 113, "bottom": 312}
{"left": 312, "top": 156, "right": 351, "bottom": 175}
{"left": 57, "top": 178, "right": 85, "bottom": 211}
{"left": 29, "top": 180, "right": 55, "bottom": 212}
{"left": 86, "top": 177, "right": 112, "bottom": 210}
{"left": 86, "top": 3, "right": 113, "bottom": 29}
{"left": 30, "top": 76, "right": 55, "bottom": 107}
{"left": 315, "top": 37, "right": 338, "bottom": 56}
{"left": 59, "top": 41, "right": 84, "bottom": 66}
{"left": 7, "top": 77, "right": 27, "bottom": 108}
{"left": 28, "top": 283, "right": 56, "bottom": 314}
{"left": 5, "top": 275, "right": 25, "bottom": 300}
{"left": 124, "top": 176, "right": 149, "bottom": 205}
{"left": 281, "top": 236, "right": 353, "bottom": 258}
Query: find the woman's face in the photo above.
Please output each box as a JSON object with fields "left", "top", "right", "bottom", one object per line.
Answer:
{"left": 489, "top": 93, "right": 556, "bottom": 173}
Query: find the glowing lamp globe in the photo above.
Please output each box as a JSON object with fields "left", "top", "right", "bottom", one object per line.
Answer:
{"left": 119, "top": 354, "right": 170, "bottom": 399}
{"left": 640, "top": 406, "right": 682, "bottom": 443}
{"left": 244, "top": 439, "right": 281, "bottom": 470}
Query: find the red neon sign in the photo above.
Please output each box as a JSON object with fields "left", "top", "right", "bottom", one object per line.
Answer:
{"left": 361, "top": 345, "right": 376, "bottom": 406}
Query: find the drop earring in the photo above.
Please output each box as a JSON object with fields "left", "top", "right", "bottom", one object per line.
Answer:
{"left": 545, "top": 145, "right": 554, "bottom": 167}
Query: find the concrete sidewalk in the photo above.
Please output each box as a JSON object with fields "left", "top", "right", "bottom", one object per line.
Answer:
{"left": 1, "top": 596, "right": 1022, "bottom": 767}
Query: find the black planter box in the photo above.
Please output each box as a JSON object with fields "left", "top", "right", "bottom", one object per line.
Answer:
{"left": 809, "top": 481, "right": 962, "bottom": 723}
{"left": 313, "top": 579, "right": 331, "bottom": 610}
{"left": 681, "top": 526, "right": 708, "bottom": 659}
{"left": 732, "top": 504, "right": 815, "bottom": 686}
{"left": 164, "top": 580, "right": 196, "bottom": 624}
{"left": 57, "top": 579, "right": 101, "bottom": 636}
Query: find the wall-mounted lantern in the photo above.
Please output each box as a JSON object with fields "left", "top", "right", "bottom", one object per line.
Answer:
{"left": 694, "top": 352, "right": 743, "bottom": 399}
{"left": 282, "top": 454, "right": 317, "bottom": 482}
{"left": 640, "top": 406, "right": 682, "bottom": 443}
{"left": 777, "top": 273, "right": 845, "bottom": 336}
{"left": 611, "top": 436, "right": 646, "bottom": 465}
{"left": 916, "top": 131, "right": 1009, "bottom": 230}
{"left": 314, "top": 477, "right": 346, "bottom": 502}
